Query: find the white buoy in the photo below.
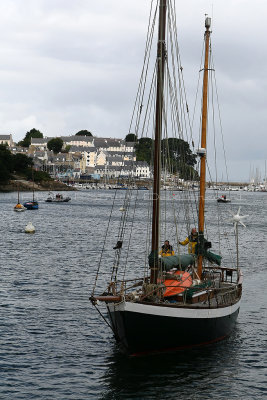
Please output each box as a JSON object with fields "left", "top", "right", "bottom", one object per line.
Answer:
{"left": 25, "top": 222, "right": 35, "bottom": 234}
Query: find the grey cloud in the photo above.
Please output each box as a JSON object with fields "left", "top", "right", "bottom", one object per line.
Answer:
{"left": 0, "top": 0, "right": 266, "bottom": 181}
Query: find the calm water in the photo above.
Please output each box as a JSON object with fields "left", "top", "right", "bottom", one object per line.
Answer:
{"left": 0, "top": 190, "right": 266, "bottom": 400}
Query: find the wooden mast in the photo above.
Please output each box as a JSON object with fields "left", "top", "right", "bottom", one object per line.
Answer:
{"left": 197, "top": 17, "right": 211, "bottom": 279}
{"left": 151, "top": 0, "right": 167, "bottom": 284}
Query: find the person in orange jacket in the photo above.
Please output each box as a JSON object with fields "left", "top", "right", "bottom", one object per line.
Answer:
{"left": 159, "top": 240, "right": 175, "bottom": 257}
{"left": 179, "top": 228, "right": 198, "bottom": 254}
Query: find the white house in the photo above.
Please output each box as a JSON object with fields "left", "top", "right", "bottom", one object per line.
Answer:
{"left": 30, "top": 138, "right": 48, "bottom": 150}
{"left": 135, "top": 162, "right": 151, "bottom": 178}
{"left": 96, "top": 150, "right": 108, "bottom": 166}
{"left": 62, "top": 135, "right": 94, "bottom": 148}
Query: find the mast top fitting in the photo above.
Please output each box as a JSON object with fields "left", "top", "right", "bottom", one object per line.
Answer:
{"left": 205, "top": 17, "right": 211, "bottom": 30}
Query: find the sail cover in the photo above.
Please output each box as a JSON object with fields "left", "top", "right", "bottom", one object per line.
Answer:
{"left": 205, "top": 251, "right": 222, "bottom": 266}
{"left": 148, "top": 250, "right": 221, "bottom": 270}
{"left": 148, "top": 252, "right": 195, "bottom": 271}
{"left": 160, "top": 254, "right": 195, "bottom": 271}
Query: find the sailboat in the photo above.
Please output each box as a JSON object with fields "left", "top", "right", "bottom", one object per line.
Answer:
{"left": 90, "top": 1, "right": 243, "bottom": 356}
{"left": 23, "top": 169, "right": 39, "bottom": 210}
{"left": 14, "top": 184, "right": 26, "bottom": 212}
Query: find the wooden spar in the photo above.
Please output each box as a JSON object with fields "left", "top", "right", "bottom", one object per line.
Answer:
{"left": 91, "top": 296, "right": 122, "bottom": 303}
{"left": 197, "top": 17, "right": 211, "bottom": 279}
{"left": 151, "top": 0, "right": 167, "bottom": 284}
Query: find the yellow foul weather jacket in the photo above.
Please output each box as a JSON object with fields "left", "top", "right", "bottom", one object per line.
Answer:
{"left": 179, "top": 235, "right": 198, "bottom": 254}
{"left": 159, "top": 247, "right": 175, "bottom": 257}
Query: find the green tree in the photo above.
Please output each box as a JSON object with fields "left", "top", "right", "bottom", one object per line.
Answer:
{"left": 62, "top": 145, "right": 71, "bottom": 153}
{"left": 161, "top": 138, "right": 196, "bottom": 167}
{"left": 25, "top": 169, "right": 52, "bottom": 182}
{"left": 0, "top": 160, "right": 10, "bottom": 183}
{"left": 0, "top": 143, "right": 50, "bottom": 184}
{"left": 75, "top": 130, "right": 92, "bottom": 136}
{"left": 125, "top": 133, "right": 137, "bottom": 142}
{"left": 47, "top": 138, "right": 63, "bottom": 154}
{"left": 135, "top": 137, "right": 153, "bottom": 164}
{"left": 18, "top": 128, "right": 44, "bottom": 147}
{"left": 0, "top": 143, "right": 13, "bottom": 165}
{"left": 161, "top": 138, "right": 198, "bottom": 179}
{"left": 13, "top": 153, "right": 33, "bottom": 172}
{"left": 134, "top": 137, "right": 198, "bottom": 180}
{"left": 0, "top": 144, "right": 13, "bottom": 182}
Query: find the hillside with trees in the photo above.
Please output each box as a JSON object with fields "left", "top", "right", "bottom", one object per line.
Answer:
{"left": 0, "top": 143, "right": 51, "bottom": 185}
{"left": 130, "top": 135, "right": 198, "bottom": 180}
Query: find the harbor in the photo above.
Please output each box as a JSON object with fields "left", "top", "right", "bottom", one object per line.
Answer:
{"left": 1, "top": 0, "right": 267, "bottom": 398}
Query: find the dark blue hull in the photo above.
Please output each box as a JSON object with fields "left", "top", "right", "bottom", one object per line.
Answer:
{"left": 23, "top": 201, "right": 39, "bottom": 210}
{"left": 107, "top": 301, "right": 241, "bottom": 356}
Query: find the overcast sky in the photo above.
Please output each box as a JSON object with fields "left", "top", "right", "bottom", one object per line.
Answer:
{"left": 0, "top": 0, "right": 266, "bottom": 182}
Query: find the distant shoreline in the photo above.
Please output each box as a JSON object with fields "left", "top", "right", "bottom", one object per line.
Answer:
{"left": 0, "top": 179, "right": 76, "bottom": 192}
{"left": 0, "top": 179, "right": 250, "bottom": 193}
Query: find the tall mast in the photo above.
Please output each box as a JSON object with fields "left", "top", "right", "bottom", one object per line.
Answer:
{"left": 197, "top": 17, "right": 211, "bottom": 279}
{"left": 151, "top": 0, "right": 167, "bottom": 284}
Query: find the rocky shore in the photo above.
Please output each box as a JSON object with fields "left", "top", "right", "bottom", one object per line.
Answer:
{"left": 0, "top": 179, "right": 76, "bottom": 192}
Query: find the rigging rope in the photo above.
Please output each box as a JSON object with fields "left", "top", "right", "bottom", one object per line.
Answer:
{"left": 91, "top": 0, "right": 238, "bottom": 296}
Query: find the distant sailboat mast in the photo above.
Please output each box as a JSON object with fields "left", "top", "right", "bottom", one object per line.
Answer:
{"left": 17, "top": 183, "right": 20, "bottom": 204}
{"left": 151, "top": 0, "right": 167, "bottom": 284}
{"left": 264, "top": 160, "right": 267, "bottom": 189}
{"left": 197, "top": 17, "right": 211, "bottom": 279}
{"left": 31, "top": 167, "right": 35, "bottom": 202}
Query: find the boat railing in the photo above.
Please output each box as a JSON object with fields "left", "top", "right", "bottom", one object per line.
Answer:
{"left": 203, "top": 266, "right": 240, "bottom": 285}
{"left": 94, "top": 267, "right": 241, "bottom": 306}
{"left": 213, "top": 286, "right": 241, "bottom": 306}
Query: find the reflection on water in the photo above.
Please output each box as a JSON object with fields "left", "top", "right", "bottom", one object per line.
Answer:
{"left": 100, "top": 332, "right": 241, "bottom": 399}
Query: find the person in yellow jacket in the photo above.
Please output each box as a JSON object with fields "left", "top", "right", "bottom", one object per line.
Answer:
{"left": 179, "top": 228, "right": 198, "bottom": 254}
{"left": 159, "top": 240, "right": 175, "bottom": 257}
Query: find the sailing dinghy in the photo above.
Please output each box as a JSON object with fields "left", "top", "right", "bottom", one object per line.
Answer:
{"left": 90, "top": 1, "right": 244, "bottom": 356}
{"left": 14, "top": 185, "right": 26, "bottom": 212}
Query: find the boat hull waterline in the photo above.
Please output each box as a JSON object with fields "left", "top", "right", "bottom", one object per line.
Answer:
{"left": 107, "top": 300, "right": 241, "bottom": 355}
{"left": 217, "top": 198, "right": 231, "bottom": 203}
{"left": 14, "top": 205, "right": 26, "bottom": 212}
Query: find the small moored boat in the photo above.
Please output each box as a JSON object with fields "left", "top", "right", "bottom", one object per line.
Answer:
{"left": 23, "top": 200, "right": 39, "bottom": 210}
{"left": 14, "top": 203, "right": 26, "bottom": 212}
{"left": 14, "top": 184, "right": 26, "bottom": 211}
{"left": 217, "top": 195, "right": 231, "bottom": 203}
{"left": 46, "top": 193, "right": 71, "bottom": 202}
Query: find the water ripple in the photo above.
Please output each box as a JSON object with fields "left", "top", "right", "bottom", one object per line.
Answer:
{"left": 0, "top": 190, "right": 266, "bottom": 399}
